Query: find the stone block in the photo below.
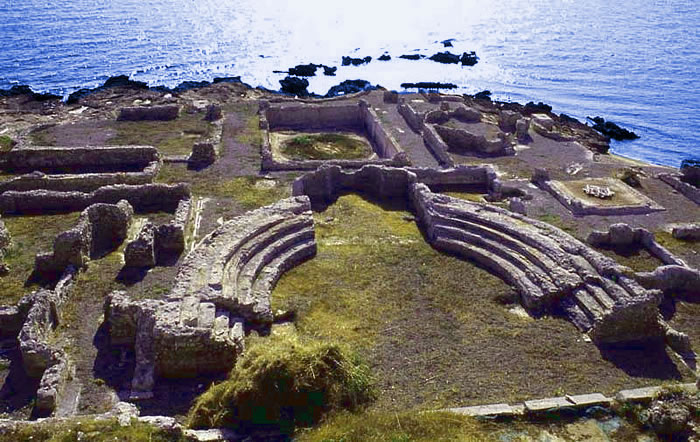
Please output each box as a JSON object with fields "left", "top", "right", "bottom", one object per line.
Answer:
{"left": 125, "top": 222, "right": 156, "bottom": 268}
{"left": 448, "top": 403, "right": 517, "bottom": 417}
{"left": 524, "top": 397, "right": 573, "bottom": 412}
{"left": 565, "top": 393, "right": 612, "bottom": 407}
{"left": 118, "top": 105, "right": 180, "bottom": 121}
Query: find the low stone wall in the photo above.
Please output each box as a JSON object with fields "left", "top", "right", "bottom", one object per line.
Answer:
{"left": 672, "top": 223, "right": 700, "bottom": 241}
{"left": 434, "top": 125, "right": 513, "bottom": 156}
{"left": 397, "top": 102, "right": 425, "bottom": 134}
{"left": 422, "top": 123, "right": 456, "bottom": 167}
{"left": 636, "top": 265, "right": 700, "bottom": 299}
{"left": 588, "top": 223, "right": 686, "bottom": 267}
{"left": 264, "top": 102, "right": 363, "bottom": 130}
{"left": 534, "top": 173, "right": 665, "bottom": 216}
{"left": 34, "top": 200, "right": 133, "bottom": 275}
{"left": 0, "top": 146, "right": 159, "bottom": 173}
{"left": 291, "top": 164, "right": 499, "bottom": 204}
{"left": 15, "top": 267, "right": 77, "bottom": 416}
{"left": 0, "top": 160, "right": 160, "bottom": 193}
{"left": 360, "top": 101, "right": 401, "bottom": 158}
{"left": 659, "top": 173, "right": 700, "bottom": 205}
{"left": 117, "top": 105, "right": 180, "bottom": 121}
{"left": 0, "top": 183, "right": 191, "bottom": 215}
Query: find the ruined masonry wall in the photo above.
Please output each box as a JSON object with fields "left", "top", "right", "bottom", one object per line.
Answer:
{"left": 0, "top": 161, "right": 160, "bottom": 193}
{"left": 1, "top": 146, "right": 159, "bottom": 172}
{"left": 0, "top": 183, "right": 190, "bottom": 215}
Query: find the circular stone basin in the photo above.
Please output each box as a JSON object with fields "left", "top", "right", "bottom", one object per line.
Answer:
{"left": 275, "top": 131, "right": 374, "bottom": 161}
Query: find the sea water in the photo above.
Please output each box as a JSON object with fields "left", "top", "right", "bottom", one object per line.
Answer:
{"left": 0, "top": 0, "right": 698, "bottom": 167}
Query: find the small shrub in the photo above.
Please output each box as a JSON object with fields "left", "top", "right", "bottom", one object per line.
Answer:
{"left": 187, "top": 333, "right": 376, "bottom": 434}
{"left": 0, "top": 135, "right": 16, "bottom": 152}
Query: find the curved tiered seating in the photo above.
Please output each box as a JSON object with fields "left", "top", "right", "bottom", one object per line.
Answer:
{"left": 170, "top": 195, "right": 317, "bottom": 324}
{"left": 411, "top": 183, "right": 661, "bottom": 344}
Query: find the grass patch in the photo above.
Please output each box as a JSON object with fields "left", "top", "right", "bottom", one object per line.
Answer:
{"left": 298, "top": 410, "right": 487, "bottom": 442}
{"left": 0, "top": 417, "right": 185, "bottom": 442}
{"left": 536, "top": 213, "right": 577, "bottom": 235}
{"left": 29, "top": 127, "right": 57, "bottom": 145}
{"left": 0, "top": 213, "right": 80, "bottom": 305}
{"left": 235, "top": 111, "right": 263, "bottom": 147}
{"left": 109, "top": 112, "right": 213, "bottom": 156}
{"left": 156, "top": 164, "right": 291, "bottom": 210}
{"left": 0, "top": 135, "right": 15, "bottom": 152}
{"left": 280, "top": 133, "right": 373, "bottom": 161}
{"left": 443, "top": 192, "right": 486, "bottom": 203}
{"left": 596, "top": 246, "right": 661, "bottom": 273}
{"left": 188, "top": 333, "right": 375, "bottom": 434}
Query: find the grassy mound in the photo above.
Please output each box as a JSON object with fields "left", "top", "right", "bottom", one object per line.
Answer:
{"left": 187, "top": 333, "right": 376, "bottom": 434}
{"left": 281, "top": 133, "right": 372, "bottom": 160}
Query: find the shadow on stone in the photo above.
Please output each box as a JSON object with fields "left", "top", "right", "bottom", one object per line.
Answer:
{"left": 0, "top": 346, "right": 40, "bottom": 416}
{"left": 599, "top": 340, "right": 682, "bottom": 380}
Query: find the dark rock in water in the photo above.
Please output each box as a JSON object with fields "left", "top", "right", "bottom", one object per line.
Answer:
{"left": 378, "top": 54, "right": 392, "bottom": 61}
{"left": 399, "top": 54, "right": 423, "bottom": 60}
{"left": 0, "top": 85, "right": 61, "bottom": 101}
{"left": 342, "top": 56, "right": 372, "bottom": 66}
{"left": 102, "top": 75, "right": 148, "bottom": 90}
{"left": 559, "top": 113, "right": 581, "bottom": 124}
{"left": 322, "top": 65, "right": 337, "bottom": 76}
{"left": 588, "top": 116, "right": 640, "bottom": 141}
{"left": 473, "top": 90, "right": 492, "bottom": 100}
{"left": 460, "top": 51, "right": 479, "bottom": 66}
{"left": 279, "top": 76, "right": 310, "bottom": 96}
{"left": 288, "top": 64, "right": 318, "bottom": 77}
{"left": 429, "top": 51, "right": 461, "bottom": 64}
{"left": 441, "top": 39, "right": 455, "bottom": 48}
{"left": 325, "top": 79, "right": 373, "bottom": 97}
{"left": 401, "top": 82, "right": 458, "bottom": 90}
{"left": 525, "top": 101, "right": 553, "bottom": 113}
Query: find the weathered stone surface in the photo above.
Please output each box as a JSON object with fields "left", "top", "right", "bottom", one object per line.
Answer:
{"left": 636, "top": 265, "right": 700, "bottom": 297}
{"left": 203, "top": 104, "right": 222, "bottom": 122}
{"left": 1, "top": 146, "right": 159, "bottom": 173}
{"left": 118, "top": 105, "right": 180, "bottom": 121}
{"left": 188, "top": 142, "right": 217, "bottom": 168}
{"left": 105, "top": 196, "right": 316, "bottom": 396}
{"left": 125, "top": 222, "right": 156, "bottom": 268}
{"left": 516, "top": 118, "right": 532, "bottom": 143}
{"left": 565, "top": 393, "right": 611, "bottom": 407}
{"left": 35, "top": 351, "right": 74, "bottom": 416}
{"left": 35, "top": 200, "right": 133, "bottom": 274}
{"left": 383, "top": 90, "right": 399, "bottom": 103}
{"left": 672, "top": 223, "right": 700, "bottom": 241}
{"left": 0, "top": 183, "right": 190, "bottom": 215}
{"left": 434, "top": 124, "right": 512, "bottom": 156}
{"left": 616, "top": 386, "right": 662, "bottom": 402}
{"left": 659, "top": 173, "right": 700, "bottom": 206}
{"left": 648, "top": 399, "right": 693, "bottom": 436}
{"left": 524, "top": 397, "right": 573, "bottom": 412}
{"left": 448, "top": 403, "right": 517, "bottom": 417}
{"left": 509, "top": 197, "right": 527, "bottom": 215}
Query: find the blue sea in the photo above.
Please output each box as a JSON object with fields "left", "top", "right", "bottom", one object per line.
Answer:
{"left": 0, "top": 0, "right": 698, "bottom": 167}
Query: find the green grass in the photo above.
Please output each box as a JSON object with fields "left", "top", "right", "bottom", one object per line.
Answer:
{"left": 0, "top": 213, "right": 80, "bottom": 305}
{"left": 29, "top": 127, "right": 57, "bottom": 145}
{"left": 188, "top": 332, "right": 375, "bottom": 434}
{"left": 109, "top": 112, "right": 213, "bottom": 156}
{"left": 0, "top": 418, "right": 185, "bottom": 442}
{"left": 280, "top": 133, "right": 373, "bottom": 161}
{"left": 235, "top": 111, "right": 263, "bottom": 147}
{"left": 0, "top": 135, "right": 15, "bottom": 152}
{"left": 298, "top": 410, "right": 488, "bottom": 442}
{"left": 536, "top": 213, "right": 577, "bottom": 235}
{"left": 156, "top": 164, "right": 291, "bottom": 210}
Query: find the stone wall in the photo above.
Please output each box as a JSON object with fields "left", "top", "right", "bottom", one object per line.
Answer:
{"left": 397, "top": 102, "right": 424, "bottom": 134}
{"left": 434, "top": 125, "right": 512, "bottom": 156}
{"left": 264, "top": 102, "right": 363, "bottom": 130}
{"left": 34, "top": 200, "right": 133, "bottom": 275}
{"left": 125, "top": 198, "right": 192, "bottom": 268}
{"left": 291, "top": 164, "right": 499, "bottom": 205}
{"left": 659, "top": 173, "right": 700, "bottom": 205}
{"left": 117, "top": 105, "right": 180, "bottom": 121}
{"left": 0, "top": 183, "right": 190, "bottom": 215}
{"left": 0, "top": 160, "right": 160, "bottom": 193}
{"left": 588, "top": 223, "right": 686, "bottom": 267}
{"left": 0, "top": 146, "right": 159, "bottom": 173}
{"left": 359, "top": 101, "right": 401, "bottom": 158}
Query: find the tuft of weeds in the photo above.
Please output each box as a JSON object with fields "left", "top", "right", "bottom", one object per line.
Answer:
{"left": 187, "top": 332, "right": 376, "bottom": 434}
{"left": 0, "top": 418, "right": 185, "bottom": 442}
{"left": 0, "top": 135, "right": 15, "bottom": 152}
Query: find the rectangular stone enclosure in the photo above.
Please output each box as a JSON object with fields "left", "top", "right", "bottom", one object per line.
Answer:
{"left": 259, "top": 100, "right": 409, "bottom": 170}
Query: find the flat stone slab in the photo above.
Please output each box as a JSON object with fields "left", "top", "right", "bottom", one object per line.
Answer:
{"left": 616, "top": 383, "right": 697, "bottom": 402}
{"left": 524, "top": 397, "right": 573, "bottom": 412}
{"left": 447, "top": 403, "right": 517, "bottom": 418}
{"left": 566, "top": 393, "right": 612, "bottom": 407}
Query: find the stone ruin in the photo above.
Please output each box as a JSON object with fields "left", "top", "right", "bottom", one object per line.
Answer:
{"left": 117, "top": 105, "right": 180, "bottom": 122}
{"left": 588, "top": 223, "right": 685, "bottom": 267}
{"left": 104, "top": 196, "right": 317, "bottom": 398}
{"left": 34, "top": 200, "right": 134, "bottom": 276}
{"left": 532, "top": 169, "right": 665, "bottom": 216}
{"left": 292, "top": 165, "right": 669, "bottom": 345}
{"left": 124, "top": 197, "right": 192, "bottom": 268}
{"left": 259, "top": 99, "right": 409, "bottom": 170}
